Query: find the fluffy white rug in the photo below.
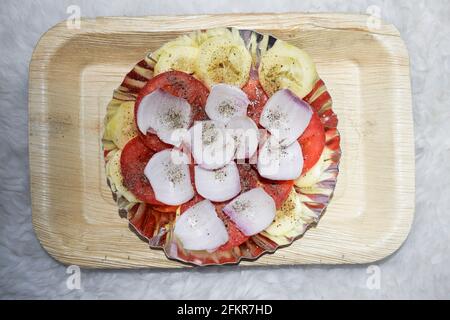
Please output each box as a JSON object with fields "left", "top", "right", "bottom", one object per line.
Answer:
{"left": 0, "top": 0, "right": 449, "bottom": 299}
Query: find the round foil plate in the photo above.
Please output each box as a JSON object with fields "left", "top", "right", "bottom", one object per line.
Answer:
{"left": 102, "top": 29, "right": 341, "bottom": 266}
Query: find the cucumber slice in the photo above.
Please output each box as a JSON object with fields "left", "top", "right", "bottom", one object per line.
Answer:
{"left": 194, "top": 28, "right": 239, "bottom": 46}
{"left": 195, "top": 36, "right": 251, "bottom": 87}
{"left": 259, "top": 40, "right": 318, "bottom": 98}
{"left": 264, "top": 188, "right": 302, "bottom": 236}
{"left": 154, "top": 45, "right": 199, "bottom": 75}
{"left": 104, "top": 101, "right": 138, "bottom": 149}
{"left": 106, "top": 149, "right": 139, "bottom": 204}
{"left": 295, "top": 148, "right": 333, "bottom": 188}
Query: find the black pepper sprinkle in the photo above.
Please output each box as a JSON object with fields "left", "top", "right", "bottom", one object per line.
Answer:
{"left": 217, "top": 100, "right": 236, "bottom": 117}
{"left": 280, "top": 146, "right": 289, "bottom": 158}
{"left": 164, "top": 162, "right": 186, "bottom": 185}
{"left": 232, "top": 199, "right": 251, "bottom": 213}
{"left": 266, "top": 108, "right": 287, "bottom": 129}
{"left": 201, "top": 122, "right": 218, "bottom": 146}
{"left": 214, "top": 168, "right": 228, "bottom": 182}
{"left": 160, "top": 107, "right": 186, "bottom": 130}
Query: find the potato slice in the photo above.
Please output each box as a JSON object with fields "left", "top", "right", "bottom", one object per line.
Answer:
{"left": 259, "top": 40, "right": 318, "bottom": 98}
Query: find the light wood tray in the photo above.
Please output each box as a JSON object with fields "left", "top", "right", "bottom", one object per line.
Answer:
{"left": 29, "top": 13, "right": 415, "bottom": 268}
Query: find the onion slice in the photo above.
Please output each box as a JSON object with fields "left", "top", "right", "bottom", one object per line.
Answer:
{"left": 257, "top": 135, "right": 303, "bottom": 180}
{"left": 259, "top": 89, "right": 312, "bottom": 146}
{"left": 194, "top": 162, "right": 241, "bottom": 202}
{"left": 137, "top": 89, "right": 192, "bottom": 147}
{"left": 188, "top": 120, "right": 236, "bottom": 170}
{"left": 144, "top": 149, "right": 194, "bottom": 205}
{"left": 174, "top": 199, "right": 229, "bottom": 251}
{"left": 223, "top": 188, "right": 276, "bottom": 236}
{"left": 205, "top": 84, "right": 250, "bottom": 125}
{"left": 226, "top": 116, "right": 259, "bottom": 160}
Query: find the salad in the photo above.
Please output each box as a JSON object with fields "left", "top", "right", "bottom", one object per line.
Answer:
{"left": 102, "top": 28, "right": 341, "bottom": 265}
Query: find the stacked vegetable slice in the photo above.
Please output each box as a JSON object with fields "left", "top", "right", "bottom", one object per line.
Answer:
{"left": 102, "top": 27, "right": 341, "bottom": 265}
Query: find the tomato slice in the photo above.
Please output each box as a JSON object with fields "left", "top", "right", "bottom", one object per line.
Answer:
{"left": 243, "top": 78, "right": 326, "bottom": 175}
{"left": 259, "top": 177, "right": 294, "bottom": 209}
{"left": 134, "top": 71, "right": 210, "bottom": 152}
{"left": 139, "top": 134, "right": 172, "bottom": 153}
{"left": 219, "top": 163, "right": 292, "bottom": 249}
{"left": 179, "top": 195, "right": 249, "bottom": 251}
{"left": 217, "top": 211, "right": 249, "bottom": 251}
{"left": 298, "top": 111, "right": 326, "bottom": 174}
{"left": 238, "top": 163, "right": 293, "bottom": 209}
{"left": 179, "top": 163, "right": 290, "bottom": 250}
{"left": 237, "top": 163, "right": 260, "bottom": 192}
{"left": 242, "top": 78, "right": 268, "bottom": 127}
{"left": 153, "top": 204, "right": 178, "bottom": 213}
{"left": 179, "top": 194, "right": 204, "bottom": 214}
{"left": 120, "top": 137, "right": 163, "bottom": 205}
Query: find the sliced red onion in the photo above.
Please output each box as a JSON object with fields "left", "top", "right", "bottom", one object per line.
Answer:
{"left": 259, "top": 89, "right": 312, "bottom": 146}
{"left": 226, "top": 116, "right": 259, "bottom": 160}
{"left": 137, "top": 89, "right": 192, "bottom": 147}
{"left": 223, "top": 188, "right": 276, "bottom": 236}
{"left": 144, "top": 149, "right": 194, "bottom": 205}
{"left": 188, "top": 120, "right": 236, "bottom": 170}
{"left": 257, "top": 135, "right": 303, "bottom": 180}
{"left": 174, "top": 199, "right": 229, "bottom": 251}
{"left": 205, "top": 84, "right": 250, "bottom": 125}
{"left": 194, "top": 162, "right": 241, "bottom": 202}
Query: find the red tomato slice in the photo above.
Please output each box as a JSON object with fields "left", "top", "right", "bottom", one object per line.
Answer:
{"left": 242, "top": 78, "right": 268, "bottom": 127}
{"left": 179, "top": 163, "right": 289, "bottom": 250}
{"left": 139, "top": 134, "right": 172, "bottom": 153}
{"left": 120, "top": 137, "right": 163, "bottom": 205}
{"left": 298, "top": 111, "right": 326, "bottom": 174}
{"left": 179, "top": 194, "right": 204, "bottom": 214}
{"left": 238, "top": 163, "right": 293, "bottom": 209}
{"left": 179, "top": 195, "right": 249, "bottom": 251}
{"left": 237, "top": 163, "right": 259, "bottom": 192}
{"left": 104, "top": 149, "right": 112, "bottom": 159}
{"left": 153, "top": 204, "right": 178, "bottom": 213}
{"left": 217, "top": 211, "right": 249, "bottom": 251}
{"left": 219, "top": 164, "right": 292, "bottom": 249}
{"left": 243, "top": 78, "right": 326, "bottom": 175}
{"left": 258, "top": 177, "right": 294, "bottom": 209}
{"left": 134, "top": 71, "right": 210, "bottom": 152}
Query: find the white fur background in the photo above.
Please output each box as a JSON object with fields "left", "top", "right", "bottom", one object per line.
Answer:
{"left": 0, "top": 0, "right": 449, "bottom": 299}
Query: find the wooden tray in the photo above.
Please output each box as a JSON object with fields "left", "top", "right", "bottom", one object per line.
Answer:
{"left": 29, "top": 13, "right": 415, "bottom": 268}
